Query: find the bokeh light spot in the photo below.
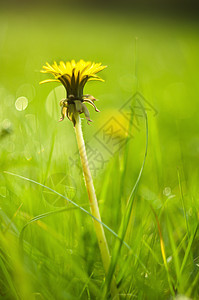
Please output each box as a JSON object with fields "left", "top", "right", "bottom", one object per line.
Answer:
{"left": 15, "top": 97, "right": 28, "bottom": 111}
{"left": 2, "top": 119, "right": 12, "bottom": 130}
{"left": 163, "top": 187, "right": 171, "bottom": 197}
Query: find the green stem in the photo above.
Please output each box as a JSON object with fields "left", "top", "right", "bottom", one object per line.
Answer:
{"left": 74, "top": 114, "right": 119, "bottom": 300}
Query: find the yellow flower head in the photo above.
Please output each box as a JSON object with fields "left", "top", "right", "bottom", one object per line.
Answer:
{"left": 40, "top": 59, "right": 107, "bottom": 125}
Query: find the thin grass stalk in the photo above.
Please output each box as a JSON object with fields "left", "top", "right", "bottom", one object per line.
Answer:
{"left": 151, "top": 206, "right": 175, "bottom": 296}
{"left": 103, "top": 111, "right": 148, "bottom": 296}
{"left": 74, "top": 113, "right": 119, "bottom": 300}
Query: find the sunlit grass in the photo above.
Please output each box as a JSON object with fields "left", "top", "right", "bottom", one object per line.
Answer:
{"left": 0, "top": 6, "right": 199, "bottom": 299}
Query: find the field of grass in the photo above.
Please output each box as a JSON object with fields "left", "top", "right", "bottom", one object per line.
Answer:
{"left": 0, "top": 6, "right": 199, "bottom": 300}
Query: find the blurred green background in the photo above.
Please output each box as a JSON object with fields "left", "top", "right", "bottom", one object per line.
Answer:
{"left": 0, "top": 2, "right": 199, "bottom": 299}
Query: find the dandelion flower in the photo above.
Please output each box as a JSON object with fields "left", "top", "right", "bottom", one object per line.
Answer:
{"left": 40, "top": 59, "right": 107, "bottom": 125}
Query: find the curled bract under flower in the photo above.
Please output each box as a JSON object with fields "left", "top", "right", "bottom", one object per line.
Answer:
{"left": 40, "top": 59, "right": 107, "bottom": 126}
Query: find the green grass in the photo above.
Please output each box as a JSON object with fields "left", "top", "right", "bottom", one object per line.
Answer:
{"left": 0, "top": 6, "right": 199, "bottom": 299}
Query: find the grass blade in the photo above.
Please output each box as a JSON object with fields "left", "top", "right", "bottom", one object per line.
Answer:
{"left": 3, "top": 171, "right": 131, "bottom": 251}
{"left": 103, "top": 109, "right": 149, "bottom": 297}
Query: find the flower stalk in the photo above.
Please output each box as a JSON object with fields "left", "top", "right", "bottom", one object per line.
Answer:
{"left": 74, "top": 113, "right": 119, "bottom": 299}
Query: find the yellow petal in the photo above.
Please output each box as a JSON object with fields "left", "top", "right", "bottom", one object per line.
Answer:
{"left": 88, "top": 77, "right": 105, "bottom": 82}
{"left": 39, "top": 79, "right": 60, "bottom": 84}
